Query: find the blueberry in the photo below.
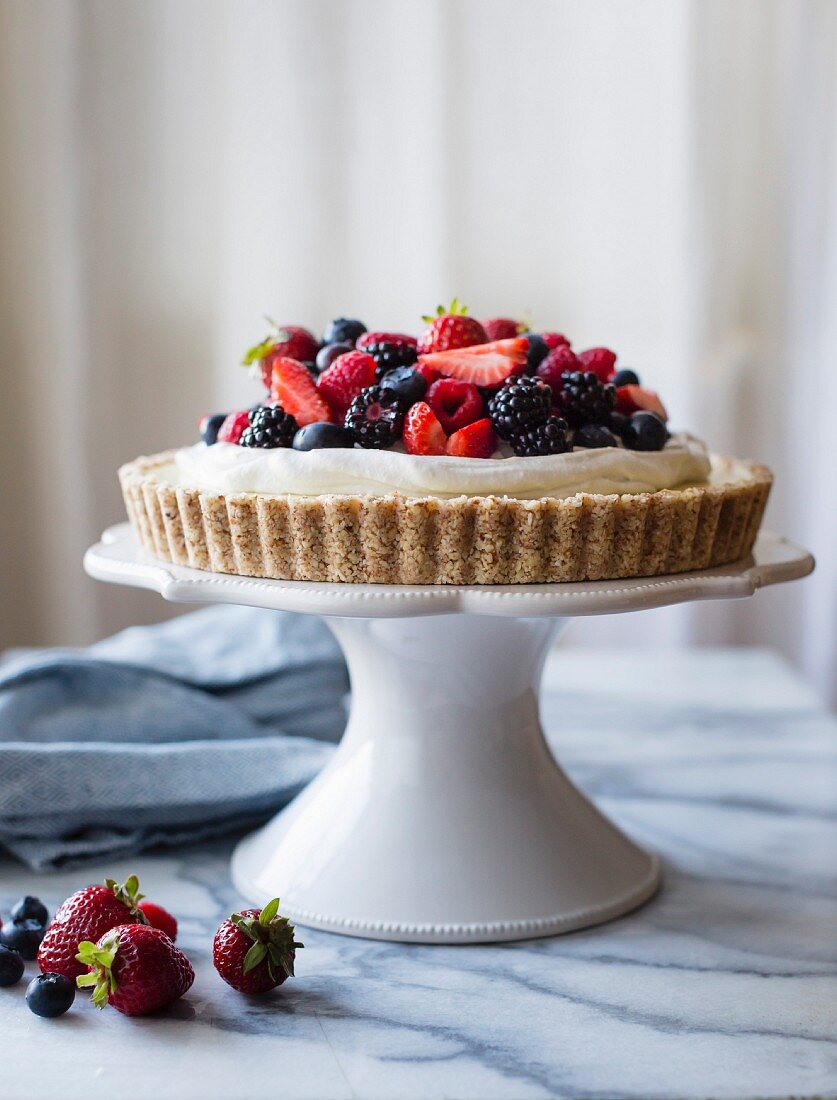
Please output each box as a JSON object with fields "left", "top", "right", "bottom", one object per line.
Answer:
{"left": 0, "top": 920, "right": 45, "bottom": 960}
{"left": 608, "top": 411, "right": 628, "bottom": 437}
{"left": 623, "top": 411, "right": 668, "bottom": 451}
{"left": 525, "top": 334, "right": 549, "bottom": 374}
{"left": 11, "top": 896, "right": 48, "bottom": 926}
{"left": 26, "top": 973, "right": 75, "bottom": 1018}
{"left": 293, "top": 422, "right": 354, "bottom": 451}
{"left": 0, "top": 944, "right": 25, "bottom": 987}
{"left": 379, "top": 366, "right": 427, "bottom": 405}
{"left": 574, "top": 424, "right": 618, "bottom": 448}
{"left": 200, "top": 413, "right": 227, "bottom": 446}
{"left": 322, "top": 318, "right": 366, "bottom": 346}
{"left": 315, "top": 342, "right": 353, "bottom": 373}
{"left": 613, "top": 368, "right": 640, "bottom": 387}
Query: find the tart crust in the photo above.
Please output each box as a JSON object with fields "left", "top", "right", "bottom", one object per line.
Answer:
{"left": 119, "top": 451, "right": 772, "bottom": 585}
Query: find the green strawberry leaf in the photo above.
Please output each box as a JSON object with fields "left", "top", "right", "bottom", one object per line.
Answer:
{"left": 242, "top": 337, "right": 276, "bottom": 367}
{"left": 259, "top": 897, "right": 281, "bottom": 925}
{"left": 242, "top": 941, "right": 268, "bottom": 974}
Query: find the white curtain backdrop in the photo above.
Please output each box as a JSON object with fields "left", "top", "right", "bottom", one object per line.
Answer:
{"left": 1, "top": 0, "right": 835, "bottom": 704}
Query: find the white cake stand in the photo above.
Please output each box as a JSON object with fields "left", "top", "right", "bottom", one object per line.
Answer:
{"left": 85, "top": 524, "right": 813, "bottom": 944}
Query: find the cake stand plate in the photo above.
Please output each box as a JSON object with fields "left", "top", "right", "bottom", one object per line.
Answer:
{"left": 85, "top": 526, "right": 813, "bottom": 943}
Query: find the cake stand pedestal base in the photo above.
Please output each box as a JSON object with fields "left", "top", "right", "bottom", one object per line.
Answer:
{"left": 84, "top": 525, "right": 813, "bottom": 944}
{"left": 231, "top": 614, "right": 659, "bottom": 943}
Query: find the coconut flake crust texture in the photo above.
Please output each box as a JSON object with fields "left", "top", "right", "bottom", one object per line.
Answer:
{"left": 119, "top": 446, "right": 772, "bottom": 585}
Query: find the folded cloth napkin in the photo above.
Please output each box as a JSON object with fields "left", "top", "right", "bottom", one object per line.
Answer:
{"left": 0, "top": 607, "right": 348, "bottom": 869}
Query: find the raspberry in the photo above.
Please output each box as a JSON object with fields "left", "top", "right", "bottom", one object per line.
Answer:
{"left": 536, "top": 344, "right": 580, "bottom": 390}
{"left": 316, "top": 351, "right": 378, "bottom": 420}
{"left": 216, "top": 410, "right": 250, "bottom": 445}
{"left": 483, "top": 317, "right": 521, "bottom": 341}
{"left": 577, "top": 347, "right": 617, "bottom": 383}
{"left": 426, "top": 378, "right": 484, "bottom": 434}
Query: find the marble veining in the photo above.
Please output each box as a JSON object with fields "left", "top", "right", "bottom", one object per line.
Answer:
{"left": 1, "top": 648, "right": 835, "bottom": 1100}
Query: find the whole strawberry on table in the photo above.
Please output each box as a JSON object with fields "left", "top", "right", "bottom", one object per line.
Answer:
{"left": 213, "top": 897, "right": 303, "bottom": 994}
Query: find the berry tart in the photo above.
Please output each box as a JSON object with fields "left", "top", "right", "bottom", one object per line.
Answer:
{"left": 120, "top": 303, "right": 772, "bottom": 585}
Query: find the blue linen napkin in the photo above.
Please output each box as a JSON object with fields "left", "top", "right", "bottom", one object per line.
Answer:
{"left": 0, "top": 607, "right": 348, "bottom": 869}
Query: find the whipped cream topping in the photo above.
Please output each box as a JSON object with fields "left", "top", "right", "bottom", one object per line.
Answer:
{"left": 168, "top": 433, "right": 712, "bottom": 501}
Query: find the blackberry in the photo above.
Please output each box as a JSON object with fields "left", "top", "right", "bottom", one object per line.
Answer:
{"left": 555, "top": 371, "right": 615, "bottom": 427}
{"left": 511, "top": 415, "right": 570, "bottom": 457}
{"left": 574, "top": 423, "right": 618, "bottom": 449}
{"left": 345, "top": 385, "right": 406, "bottom": 449}
{"left": 240, "top": 404, "right": 298, "bottom": 448}
{"left": 488, "top": 376, "right": 552, "bottom": 440}
{"left": 362, "top": 338, "right": 418, "bottom": 378}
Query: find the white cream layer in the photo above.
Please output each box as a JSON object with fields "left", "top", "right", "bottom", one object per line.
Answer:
{"left": 168, "top": 433, "right": 712, "bottom": 501}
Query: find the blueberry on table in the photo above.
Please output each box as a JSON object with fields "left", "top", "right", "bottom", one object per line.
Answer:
{"left": 26, "top": 973, "right": 75, "bottom": 1018}
{"left": 379, "top": 366, "right": 428, "bottom": 405}
{"left": 622, "top": 411, "right": 668, "bottom": 451}
{"left": 315, "top": 342, "right": 353, "bottom": 373}
{"left": 0, "top": 944, "right": 25, "bottom": 987}
{"left": 293, "top": 422, "right": 354, "bottom": 450}
{"left": 613, "top": 368, "right": 640, "bottom": 387}
{"left": 11, "top": 895, "right": 48, "bottom": 926}
{"left": 0, "top": 919, "right": 46, "bottom": 960}
{"left": 322, "top": 318, "right": 367, "bottom": 346}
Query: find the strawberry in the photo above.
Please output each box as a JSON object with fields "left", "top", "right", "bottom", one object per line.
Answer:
{"left": 615, "top": 384, "right": 668, "bottom": 422}
{"left": 76, "top": 924, "right": 193, "bottom": 1016}
{"left": 213, "top": 899, "right": 302, "bottom": 995}
{"left": 242, "top": 325, "right": 320, "bottom": 389}
{"left": 536, "top": 344, "right": 580, "bottom": 390}
{"left": 270, "top": 357, "right": 334, "bottom": 426}
{"left": 483, "top": 317, "right": 522, "bottom": 341}
{"left": 403, "top": 402, "right": 447, "bottom": 456}
{"left": 38, "top": 876, "right": 148, "bottom": 981}
{"left": 316, "top": 351, "right": 378, "bottom": 420}
{"left": 418, "top": 337, "right": 527, "bottom": 387}
{"left": 426, "top": 378, "right": 484, "bottom": 434}
{"left": 446, "top": 417, "right": 496, "bottom": 458}
{"left": 137, "top": 901, "right": 177, "bottom": 942}
{"left": 541, "top": 332, "right": 571, "bottom": 350}
{"left": 216, "top": 409, "right": 251, "bottom": 445}
{"left": 417, "top": 299, "right": 487, "bottom": 355}
{"left": 577, "top": 347, "right": 617, "bottom": 383}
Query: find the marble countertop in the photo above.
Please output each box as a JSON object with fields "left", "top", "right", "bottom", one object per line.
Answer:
{"left": 1, "top": 647, "right": 835, "bottom": 1100}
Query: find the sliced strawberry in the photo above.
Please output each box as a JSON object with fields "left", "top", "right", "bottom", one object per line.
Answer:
{"left": 270, "top": 357, "right": 334, "bottom": 426}
{"left": 615, "top": 384, "right": 668, "bottom": 422}
{"left": 536, "top": 344, "right": 580, "bottom": 390}
{"left": 403, "top": 402, "right": 447, "bottom": 456}
{"left": 416, "top": 362, "right": 441, "bottom": 387}
{"left": 446, "top": 417, "right": 496, "bottom": 458}
{"left": 426, "top": 378, "right": 484, "bottom": 434}
{"left": 483, "top": 317, "right": 521, "bottom": 341}
{"left": 418, "top": 338, "right": 527, "bottom": 387}
{"left": 316, "top": 351, "right": 378, "bottom": 420}
{"left": 417, "top": 300, "right": 487, "bottom": 355}
{"left": 577, "top": 347, "right": 617, "bottom": 383}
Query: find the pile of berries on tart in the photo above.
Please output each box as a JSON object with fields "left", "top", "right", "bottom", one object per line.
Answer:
{"left": 201, "top": 301, "right": 672, "bottom": 460}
